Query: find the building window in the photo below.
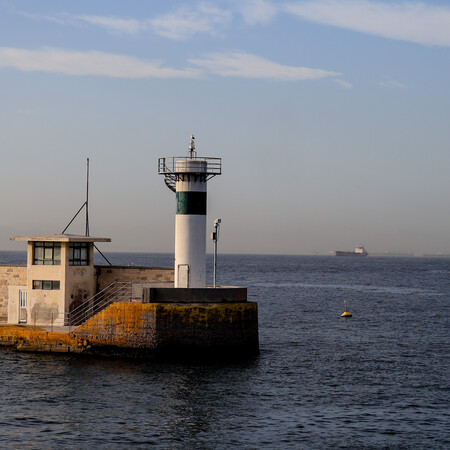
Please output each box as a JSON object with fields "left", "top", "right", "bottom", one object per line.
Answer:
{"left": 69, "top": 243, "right": 89, "bottom": 266}
{"left": 33, "top": 242, "right": 61, "bottom": 265}
{"left": 32, "top": 280, "right": 60, "bottom": 290}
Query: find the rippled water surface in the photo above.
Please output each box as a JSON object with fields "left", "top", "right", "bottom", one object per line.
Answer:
{"left": 1, "top": 252, "right": 449, "bottom": 448}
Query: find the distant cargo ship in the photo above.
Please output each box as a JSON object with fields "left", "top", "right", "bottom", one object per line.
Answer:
{"left": 333, "top": 245, "right": 368, "bottom": 257}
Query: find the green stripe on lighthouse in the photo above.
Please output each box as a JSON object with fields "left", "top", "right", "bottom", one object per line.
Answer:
{"left": 176, "top": 192, "right": 207, "bottom": 215}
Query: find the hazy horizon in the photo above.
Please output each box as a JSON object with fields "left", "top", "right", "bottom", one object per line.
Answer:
{"left": 0, "top": 247, "right": 447, "bottom": 259}
{"left": 1, "top": 1, "right": 449, "bottom": 256}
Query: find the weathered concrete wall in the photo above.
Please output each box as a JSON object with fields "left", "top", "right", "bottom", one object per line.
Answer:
{"left": 0, "top": 301, "right": 259, "bottom": 357}
{"left": 153, "top": 302, "right": 259, "bottom": 352}
{"left": 0, "top": 266, "right": 26, "bottom": 322}
{"left": 74, "top": 303, "right": 157, "bottom": 348}
{"left": 66, "top": 265, "right": 97, "bottom": 314}
{"left": 0, "top": 325, "right": 84, "bottom": 353}
{"left": 29, "top": 290, "right": 61, "bottom": 326}
{"left": 96, "top": 266, "right": 174, "bottom": 291}
{"left": 74, "top": 301, "right": 259, "bottom": 355}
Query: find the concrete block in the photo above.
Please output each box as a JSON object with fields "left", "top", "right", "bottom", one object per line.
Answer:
{"left": 143, "top": 287, "right": 247, "bottom": 304}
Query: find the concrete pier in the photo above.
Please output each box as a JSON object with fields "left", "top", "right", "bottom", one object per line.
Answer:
{"left": 0, "top": 239, "right": 259, "bottom": 358}
{"left": 0, "top": 298, "right": 259, "bottom": 358}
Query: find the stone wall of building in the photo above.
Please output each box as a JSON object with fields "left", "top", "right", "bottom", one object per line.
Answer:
{"left": 0, "top": 266, "right": 26, "bottom": 322}
{"left": 95, "top": 266, "right": 174, "bottom": 291}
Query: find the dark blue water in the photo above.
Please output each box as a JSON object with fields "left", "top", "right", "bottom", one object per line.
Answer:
{"left": 1, "top": 252, "right": 449, "bottom": 449}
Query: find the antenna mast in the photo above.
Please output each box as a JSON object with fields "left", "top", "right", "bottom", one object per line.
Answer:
{"left": 85, "top": 158, "right": 89, "bottom": 236}
{"left": 61, "top": 158, "right": 112, "bottom": 266}
{"left": 61, "top": 158, "right": 90, "bottom": 235}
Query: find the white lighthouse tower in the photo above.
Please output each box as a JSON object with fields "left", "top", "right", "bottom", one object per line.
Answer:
{"left": 158, "top": 136, "right": 222, "bottom": 288}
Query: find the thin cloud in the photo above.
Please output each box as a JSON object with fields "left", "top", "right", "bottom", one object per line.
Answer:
{"left": 75, "top": 15, "right": 142, "bottom": 34}
{"left": 239, "top": 0, "right": 278, "bottom": 25}
{"left": 284, "top": 0, "right": 450, "bottom": 47}
{"left": 18, "top": 11, "right": 143, "bottom": 34}
{"left": 0, "top": 47, "right": 343, "bottom": 83}
{"left": 190, "top": 51, "right": 340, "bottom": 81}
{"left": 17, "top": 4, "right": 232, "bottom": 40}
{"left": 18, "top": 11, "right": 70, "bottom": 26}
{"left": 334, "top": 79, "right": 353, "bottom": 89}
{"left": 149, "top": 3, "right": 232, "bottom": 40}
{"left": 0, "top": 47, "right": 200, "bottom": 79}
{"left": 379, "top": 76, "right": 406, "bottom": 88}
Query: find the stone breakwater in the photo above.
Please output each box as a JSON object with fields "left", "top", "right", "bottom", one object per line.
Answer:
{"left": 0, "top": 301, "right": 259, "bottom": 358}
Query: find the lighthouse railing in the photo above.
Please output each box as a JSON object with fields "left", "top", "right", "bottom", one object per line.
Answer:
{"left": 158, "top": 157, "right": 222, "bottom": 176}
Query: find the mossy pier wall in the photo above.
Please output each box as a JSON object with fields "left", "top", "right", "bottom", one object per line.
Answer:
{"left": 0, "top": 301, "right": 259, "bottom": 357}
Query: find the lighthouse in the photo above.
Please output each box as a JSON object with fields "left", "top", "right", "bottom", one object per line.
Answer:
{"left": 158, "top": 136, "right": 222, "bottom": 288}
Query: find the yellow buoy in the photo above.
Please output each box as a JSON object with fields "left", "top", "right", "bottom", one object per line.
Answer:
{"left": 341, "top": 300, "right": 352, "bottom": 317}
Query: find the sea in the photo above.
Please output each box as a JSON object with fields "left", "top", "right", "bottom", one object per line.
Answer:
{"left": 0, "top": 251, "right": 449, "bottom": 449}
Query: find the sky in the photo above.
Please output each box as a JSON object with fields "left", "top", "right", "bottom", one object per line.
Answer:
{"left": 0, "top": 0, "right": 449, "bottom": 256}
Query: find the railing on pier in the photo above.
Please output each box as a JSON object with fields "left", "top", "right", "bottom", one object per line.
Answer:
{"left": 68, "top": 281, "right": 173, "bottom": 327}
{"left": 30, "top": 281, "right": 174, "bottom": 330}
{"left": 68, "top": 282, "right": 132, "bottom": 327}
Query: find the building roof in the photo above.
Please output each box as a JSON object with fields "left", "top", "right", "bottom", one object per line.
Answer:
{"left": 10, "top": 234, "right": 111, "bottom": 243}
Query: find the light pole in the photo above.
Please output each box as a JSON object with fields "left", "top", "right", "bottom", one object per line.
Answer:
{"left": 211, "top": 219, "right": 221, "bottom": 288}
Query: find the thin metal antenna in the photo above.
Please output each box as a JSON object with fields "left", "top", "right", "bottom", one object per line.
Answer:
{"left": 85, "top": 158, "right": 89, "bottom": 237}
{"left": 61, "top": 159, "right": 112, "bottom": 266}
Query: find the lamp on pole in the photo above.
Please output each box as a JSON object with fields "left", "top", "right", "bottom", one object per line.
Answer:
{"left": 211, "top": 219, "right": 221, "bottom": 288}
